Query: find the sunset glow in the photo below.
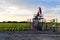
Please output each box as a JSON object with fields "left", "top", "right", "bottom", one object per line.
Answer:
{"left": 0, "top": 0, "right": 60, "bottom": 22}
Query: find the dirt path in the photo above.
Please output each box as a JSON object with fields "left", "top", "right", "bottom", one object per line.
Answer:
{"left": 0, "top": 31, "right": 60, "bottom": 40}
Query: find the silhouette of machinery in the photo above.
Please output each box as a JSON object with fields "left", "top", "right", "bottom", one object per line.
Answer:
{"left": 28, "top": 7, "right": 58, "bottom": 31}
{"left": 32, "top": 7, "right": 44, "bottom": 31}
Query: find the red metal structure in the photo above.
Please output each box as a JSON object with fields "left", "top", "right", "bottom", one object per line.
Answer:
{"left": 38, "top": 7, "right": 42, "bottom": 14}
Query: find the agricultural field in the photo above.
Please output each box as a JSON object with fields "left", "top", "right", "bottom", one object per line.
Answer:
{"left": 0, "top": 23, "right": 60, "bottom": 31}
{"left": 0, "top": 23, "right": 30, "bottom": 31}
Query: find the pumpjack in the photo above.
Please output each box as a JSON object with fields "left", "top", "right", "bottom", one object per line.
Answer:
{"left": 31, "top": 7, "right": 58, "bottom": 32}
{"left": 32, "top": 7, "right": 44, "bottom": 31}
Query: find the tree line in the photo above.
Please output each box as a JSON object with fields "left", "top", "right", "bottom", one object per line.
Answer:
{"left": 0, "top": 21, "right": 28, "bottom": 23}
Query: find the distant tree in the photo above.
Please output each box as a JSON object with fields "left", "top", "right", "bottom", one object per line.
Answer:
{"left": 19, "top": 21, "right": 27, "bottom": 23}
{"left": 3, "top": 21, "right": 6, "bottom": 23}
{"left": 7, "top": 21, "right": 12, "bottom": 23}
{"left": 12, "top": 21, "right": 18, "bottom": 23}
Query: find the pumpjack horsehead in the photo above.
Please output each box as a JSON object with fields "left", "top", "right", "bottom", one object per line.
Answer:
{"left": 32, "top": 7, "right": 43, "bottom": 31}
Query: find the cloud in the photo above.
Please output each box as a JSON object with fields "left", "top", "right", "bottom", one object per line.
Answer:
{"left": 42, "top": 5, "right": 60, "bottom": 22}
{"left": 0, "top": 0, "right": 34, "bottom": 21}
{"left": 0, "top": 0, "right": 60, "bottom": 22}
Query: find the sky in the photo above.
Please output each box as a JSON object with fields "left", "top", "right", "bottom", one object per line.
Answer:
{"left": 0, "top": 0, "right": 60, "bottom": 22}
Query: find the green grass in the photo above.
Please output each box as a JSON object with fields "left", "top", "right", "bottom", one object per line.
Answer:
{"left": 0, "top": 23, "right": 30, "bottom": 31}
{"left": 0, "top": 23, "right": 60, "bottom": 31}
